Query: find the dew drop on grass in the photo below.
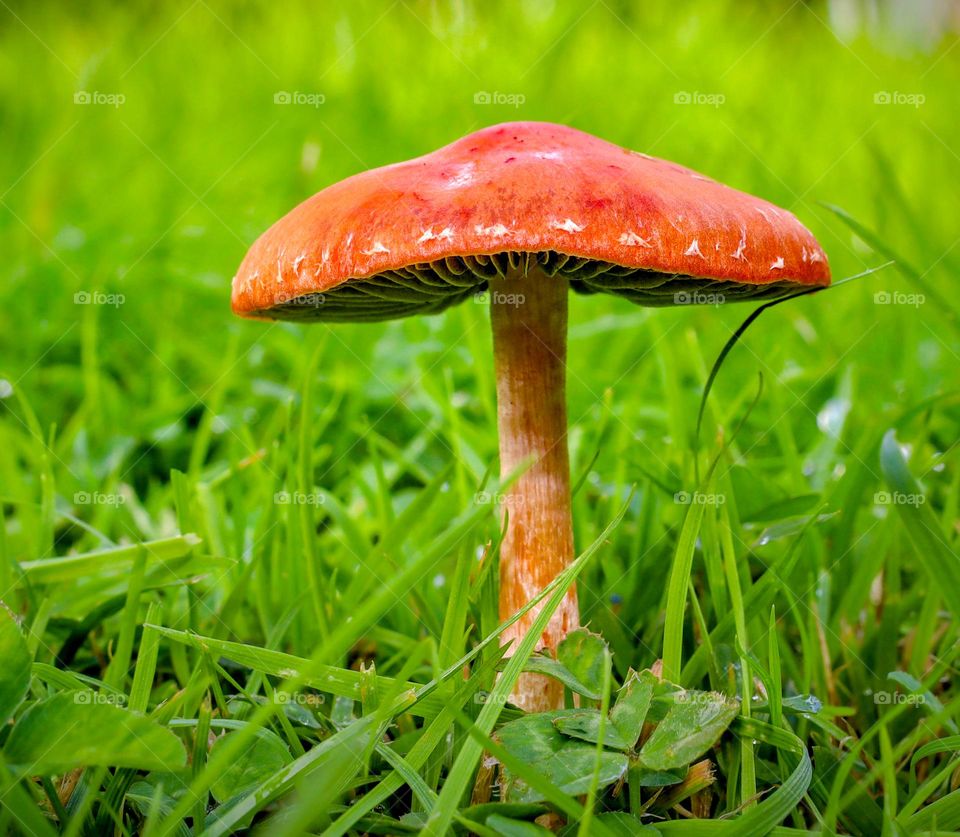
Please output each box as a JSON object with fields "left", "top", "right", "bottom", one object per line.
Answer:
{"left": 919, "top": 340, "right": 940, "bottom": 366}
{"left": 0, "top": 379, "right": 12, "bottom": 399}
{"left": 794, "top": 317, "right": 817, "bottom": 344}
{"left": 54, "top": 225, "right": 86, "bottom": 250}
{"left": 301, "top": 141, "right": 321, "bottom": 175}
{"left": 817, "top": 397, "right": 850, "bottom": 438}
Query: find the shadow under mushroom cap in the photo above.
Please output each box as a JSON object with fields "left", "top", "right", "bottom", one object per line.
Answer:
{"left": 263, "top": 250, "right": 803, "bottom": 323}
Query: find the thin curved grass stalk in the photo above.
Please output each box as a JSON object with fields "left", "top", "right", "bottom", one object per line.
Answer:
{"left": 694, "top": 261, "right": 895, "bottom": 481}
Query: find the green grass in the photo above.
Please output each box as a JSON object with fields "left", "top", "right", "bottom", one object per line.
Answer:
{"left": 1, "top": 1, "right": 959, "bottom": 833}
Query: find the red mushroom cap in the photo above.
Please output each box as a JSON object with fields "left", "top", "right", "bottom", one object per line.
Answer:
{"left": 232, "top": 121, "right": 829, "bottom": 321}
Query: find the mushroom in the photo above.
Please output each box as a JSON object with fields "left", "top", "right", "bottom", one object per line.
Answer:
{"left": 232, "top": 121, "right": 830, "bottom": 712}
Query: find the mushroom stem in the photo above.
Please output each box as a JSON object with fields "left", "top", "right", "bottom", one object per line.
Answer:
{"left": 490, "top": 265, "right": 578, "bottom": 713}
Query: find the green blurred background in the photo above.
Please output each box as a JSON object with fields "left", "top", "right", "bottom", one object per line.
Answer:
{"left": 1, "top": 0, "right": 958, "bottom": 641}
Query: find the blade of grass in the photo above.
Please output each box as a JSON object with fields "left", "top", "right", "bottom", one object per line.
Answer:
{"left": 205, "top": 712, "right": 379, "bottom": 836}
{"left": 17, "top": 534, "right": 201, "bottom": 584}
{"left": 192, "top": 698, "right": 212, "bottom": 833}
{"left": 880, "top": 429, "right": 960, "bottom": 616}
{"left": 150, "top": 626, "right": 451, "bottom": 719}
{"left": 374, "top": 744, "right": 491, "bottom": 837}
{"left": 0, "top": 753, "right": 59, "bottom": 837}
{"left": 821, "top": 203, "right": 959, "bottom": 331}
{"left": 103, "top": 546, "right": 147, "bottom": 690}
{"left": 422, "top": 498, "right": 631, "bottom": 835}
{"left": 579, "top": 646, "right": 613, "bottom": 837}
{"left": 682, "top": 504, "right": 828, "bottom": 684}
{"left": 321, "top": 647, "right": 507, "bottom": 837}
{"left": 718, "top": 502, "right": 755, "bottom": 808}
{"left": 297, "top": 341, "right": 329, "bottom": 638}
{"left": 662, "top": 493, "right": 708, "bottom": 684}
{"left": 825, "top": 641, "right": 960, "bottom": 830}
{"left": 694, "top": 262, "right": 894, "bottom": 460}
